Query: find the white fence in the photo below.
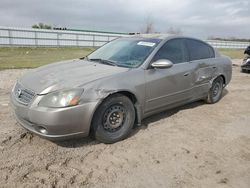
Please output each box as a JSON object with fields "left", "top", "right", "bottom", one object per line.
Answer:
{"left": 0, "top": 26, "right": 249, "bottom": 49}
{"left": 207, "top": 40, "right": 249, "bottom": 49}
{"left": 0, "top": 26, "right": 129, "bottom": 47}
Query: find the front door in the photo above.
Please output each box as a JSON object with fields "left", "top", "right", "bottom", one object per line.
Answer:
{"left": 145, "top": 38, "right": 195, "bottom": 113}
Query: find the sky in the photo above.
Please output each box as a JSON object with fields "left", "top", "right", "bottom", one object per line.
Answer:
{"left": 0, "top": 0, "right": 249, "bottom": 39}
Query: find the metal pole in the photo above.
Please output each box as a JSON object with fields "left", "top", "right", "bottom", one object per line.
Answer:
{"left": 34, "top": 31, "right": 38, "bottom": 47}
{"left": 8, "top": 29, "right": 12, "bottom": 46}
{"left": 76, "top": 34, "right": 79, "bottom": 47}
{"left": 57, "top": 32, "right": 60, "bottom": 47}
{"left": 93, "top": 35, "right": 95, "bottom": 47}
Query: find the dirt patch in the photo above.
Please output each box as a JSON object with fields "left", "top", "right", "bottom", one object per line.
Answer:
{"left": 0, "top": 60, "right": 250, "bottom": 187}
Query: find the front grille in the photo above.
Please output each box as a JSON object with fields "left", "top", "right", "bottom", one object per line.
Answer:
{"left": 14, "top": 83, "right": 36, "bottom": 105}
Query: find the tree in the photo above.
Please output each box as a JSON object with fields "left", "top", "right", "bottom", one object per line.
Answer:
{"left": 32, "top": 23, "right": 52, "bottom": 29}
{"left": 142, "top": 16, "right": 155, "bottom": 33}
{"left": 167, "top": 27, "right": 183, "bottom": 35}
{"left": 32, "top": 24, "right": 39, "bottom": 29}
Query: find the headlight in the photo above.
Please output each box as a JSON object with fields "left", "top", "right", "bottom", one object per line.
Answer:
{"left": 39, "top": 89, "right": 83, "bottom": 108}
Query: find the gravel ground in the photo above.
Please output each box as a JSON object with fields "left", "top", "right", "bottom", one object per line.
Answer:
{"left": 0, "top": 60, "right": 250, "bottom": 188}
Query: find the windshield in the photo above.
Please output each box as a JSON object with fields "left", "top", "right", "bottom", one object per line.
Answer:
{"left": 87, "top": 38, "right": 161, "bottom": 68}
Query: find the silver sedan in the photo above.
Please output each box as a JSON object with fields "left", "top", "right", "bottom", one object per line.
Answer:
{"left": 10, "top": 34, "right": 232, "bottom": 143}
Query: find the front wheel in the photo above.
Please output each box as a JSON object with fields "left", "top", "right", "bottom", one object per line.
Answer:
{"left": 92, "top": 94, "right": 135, "bottom": 144}
{"left": 205, "top": 76, "right": 224, "bottom": 104}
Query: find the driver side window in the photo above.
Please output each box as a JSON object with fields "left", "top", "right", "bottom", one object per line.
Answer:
{"left": 153, "top": 39, "right": 188, "bottom": 64}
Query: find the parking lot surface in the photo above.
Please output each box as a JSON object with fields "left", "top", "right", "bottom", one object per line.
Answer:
{"left": 0, "top": 60, "right": 250, "bottom": 187}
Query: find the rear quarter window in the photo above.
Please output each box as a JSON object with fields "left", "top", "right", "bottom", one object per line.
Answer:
{"left": 186, "top": 39, "right": 215, "bottom": 61}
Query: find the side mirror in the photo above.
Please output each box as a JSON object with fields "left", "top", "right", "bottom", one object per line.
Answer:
{"left": 151, "top": 59, "right": 173, "bottom": 69}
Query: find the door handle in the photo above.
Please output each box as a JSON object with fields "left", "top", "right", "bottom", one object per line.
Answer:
{"left": 184, "top": 72, "right": 190, "bottom": 76}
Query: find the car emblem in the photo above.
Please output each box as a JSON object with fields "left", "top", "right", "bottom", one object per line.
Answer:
{"left": 16, "top": 88, "right": 22, "bottom": 98}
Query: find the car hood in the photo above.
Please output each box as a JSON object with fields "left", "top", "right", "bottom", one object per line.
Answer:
{"left": 19, "top": 59, "right": 129, "bottom": 94}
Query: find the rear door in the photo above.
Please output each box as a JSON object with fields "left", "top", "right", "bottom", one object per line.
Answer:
{"left": 185, "top": 39, "right": 217, "bottom": 98}
{"left": 144, "top": 38, "right": 196, "bottom": 113}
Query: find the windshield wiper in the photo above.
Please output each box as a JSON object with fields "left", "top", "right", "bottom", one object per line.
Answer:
{"left": 88, "top": 58, "right": 117, "bottom": 66}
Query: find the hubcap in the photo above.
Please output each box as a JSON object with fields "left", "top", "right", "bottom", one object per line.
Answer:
{"left": 103, "top": 105, "right": 126, "bottom": 132}
{"left": 212, "top": 82, "right": 221, "bottom": 98}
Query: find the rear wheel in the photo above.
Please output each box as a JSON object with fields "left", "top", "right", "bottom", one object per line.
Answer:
{"left": 205, "top": 76, "right": 224, "bottom": 104}
{"left": 92, "top": 94, "right": 135, "bottom": 144}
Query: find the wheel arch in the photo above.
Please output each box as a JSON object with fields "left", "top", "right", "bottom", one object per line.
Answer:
{"left": 89, "top": 90, "right": 142, "bottom": 135}
{"left": 220, "top": 74, "right": 226, "bottom": 86}
{"left": 210, "top": 74, "right": 226, "bottom": 88}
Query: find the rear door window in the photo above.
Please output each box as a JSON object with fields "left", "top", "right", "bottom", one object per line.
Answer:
{"left": 153, "top": 39, "right": 188, "bottom": 64}
{"left": 186, "top": 39, "right": 214, "bottom": 61}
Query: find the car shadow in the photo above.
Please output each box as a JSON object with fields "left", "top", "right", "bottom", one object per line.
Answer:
{"left": 130, "top": 100, "right": 204, "bottom": 138}
{"left": 54, "top": 136, "right": 98, "bottom": 148}
{"left": 130, "top": 88, "right": 229, "bottom": 138}
{"left": 222, "top": 88, "right": 229, "bottom": 98}
{"left": 55, "top": 89, "right": 229, "bottom": 148}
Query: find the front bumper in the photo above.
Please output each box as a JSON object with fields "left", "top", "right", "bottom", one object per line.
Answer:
{"left": 10, "top": 92, "right": 99, "bottom": 140}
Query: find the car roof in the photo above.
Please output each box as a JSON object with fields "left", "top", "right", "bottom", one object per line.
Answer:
{"left": 129, "top": 34, "right": 215, "bottom": 49}
{"left": 130, "top": 34, "right": 211, "bottom": 44}
{"left": 131, "top": 33, "right": 179, "bottom": 40}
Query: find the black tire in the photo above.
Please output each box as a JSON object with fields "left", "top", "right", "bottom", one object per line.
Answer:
{"left": 205, "top": 76, "right": 224, "bottom": 104}
{"left": 241, "top": 68, "right": 246, "bottom": 73}
{"left": 92, "top": 94, "right": 135, "bottom": 144}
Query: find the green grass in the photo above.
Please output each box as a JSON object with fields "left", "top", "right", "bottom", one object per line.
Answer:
{"left": 218, "top": 48, "right": 245, "bottom": 59}
{"left": 0, "top": 47, "right": 94, "bottom": 70}
{"left": 0, "top": 47, "right": 245, "bottom": 70}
